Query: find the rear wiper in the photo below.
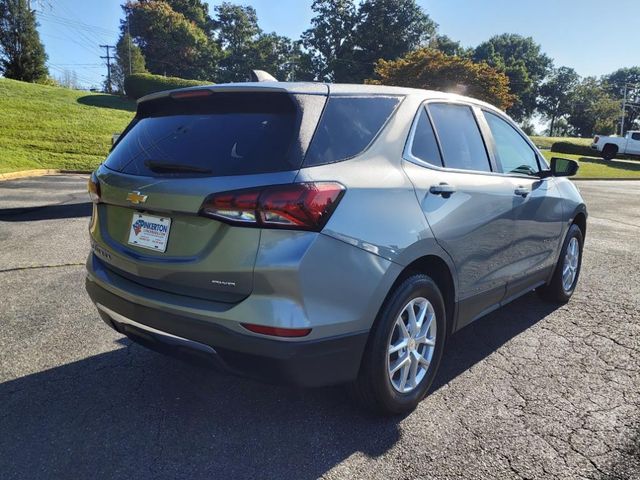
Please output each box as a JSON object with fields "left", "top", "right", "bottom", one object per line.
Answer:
{"left": 144, "top": 160, "right": 212, "bottom": 174}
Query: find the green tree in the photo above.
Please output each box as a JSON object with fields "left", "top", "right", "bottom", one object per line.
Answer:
{"left": 112, "top": 32, "right": 147, "bottom": 94}
{"left": 351, "top": 0, "right": 437, "bottom": 82}
{"left": 213, "top": 2, "right": 260, "bottom": 82}
{"left": 213, "top": 3, "right": 314, "bottom": 82}
{"left": 371, "top": 48, "right": 515, "bottom": 110}
{"left": 301, "top": 0, "right": 358, "bottom": 81}
{"left": 473, "top": 33, "right": 552, "bottom": 121}
{"left": 124, "top": 0, "right": 220, "bottom": 80}
{"left": 568, "top": 77, "right": 619, "bottom": 137}
{"left": 538, "top": 66, "right": 580, "bottom": 136}
{"left": 430, "top": 34, "right": 466, "bottom": 57}
{"left": 0, "top": 0, "right": 48, "bottom": 82}
{"left": 603, "top": 66, "right": 640, "bottom": 132}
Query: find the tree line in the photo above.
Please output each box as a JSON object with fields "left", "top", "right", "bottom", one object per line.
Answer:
{"left": 0, "top": 0, "right": 638, "bottom": 137}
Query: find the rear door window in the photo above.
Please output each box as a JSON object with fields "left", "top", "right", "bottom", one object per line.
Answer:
{"left": 304, "top": 95, "right": 401, "bottom": 166}
{"left": 104, "top": 92, "right": 325, "bottom": 177}
{"left": 427, "top": 103, "right": 491, "bottom": 172}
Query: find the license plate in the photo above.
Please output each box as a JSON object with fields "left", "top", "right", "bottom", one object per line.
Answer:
{"left": 127, "top": 213, "right": 171, "bottom": 252}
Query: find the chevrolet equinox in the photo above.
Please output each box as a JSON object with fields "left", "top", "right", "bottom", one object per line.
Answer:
{"left": 86, "top": 82, "right": 587, "bottom": 414}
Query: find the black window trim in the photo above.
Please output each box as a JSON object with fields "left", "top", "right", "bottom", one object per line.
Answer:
{"left": 403, "top": 99, "right": 498, "bottom": 176}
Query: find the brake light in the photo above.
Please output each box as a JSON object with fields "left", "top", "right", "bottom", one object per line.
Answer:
{"left": 594, "top": 136, "right": 600, "bottom": 143}
{"left": 87, "top": 173, "right": 101, "bottom": 203}
{"left": 241, "top": 323, "right": 312, "bottom": 337}
{"left": 170, "top": 90, "right": 212, "bottom": 99}
{"left": 199, "top": 182, "right": 345, "bottom": 231}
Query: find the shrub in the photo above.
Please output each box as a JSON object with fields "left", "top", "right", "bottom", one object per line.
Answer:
{"left": 551, "top": 141, "right": 597, "bottom": 157}
{"left": 124, "top": 73, "right": 211, "bottom": 99}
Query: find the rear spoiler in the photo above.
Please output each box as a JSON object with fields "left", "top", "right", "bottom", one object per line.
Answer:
{"left": 137, "top": 82, "right": 329, "bottom": 105}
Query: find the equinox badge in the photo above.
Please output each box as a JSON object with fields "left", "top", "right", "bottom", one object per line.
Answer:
{"left": 126, "top": 191, "right": 148, "bottom": 204}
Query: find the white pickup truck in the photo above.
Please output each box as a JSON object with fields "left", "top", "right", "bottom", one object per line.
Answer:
{"left": 591, "top": 131, "right": 640, "bottom": 160}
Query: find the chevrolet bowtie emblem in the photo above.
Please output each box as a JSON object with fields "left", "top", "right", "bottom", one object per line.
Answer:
{"left": 126, "top": 191, "right": 148, "bottom": 204}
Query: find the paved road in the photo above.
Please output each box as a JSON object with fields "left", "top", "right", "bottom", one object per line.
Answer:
{"left": 1, "top": 176, "right": 638, "bottom": 480}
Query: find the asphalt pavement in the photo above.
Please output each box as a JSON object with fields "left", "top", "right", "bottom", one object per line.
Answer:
{"left": 0, "top": 175, "right": 638, "bottom": 479}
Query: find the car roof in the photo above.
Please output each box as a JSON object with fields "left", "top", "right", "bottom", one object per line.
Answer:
{"left": 137, "top": 81, "right": 503, "bottom": 113}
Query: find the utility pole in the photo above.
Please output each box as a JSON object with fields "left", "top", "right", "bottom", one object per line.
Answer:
{"left": 127, "top": 15, "right": 132, "bottom": 75}
{"left": 621, "top": 83, "right": 627, "bottom": 136}
{"left": 100, "top": 44, "right": 116, "bottom": 94}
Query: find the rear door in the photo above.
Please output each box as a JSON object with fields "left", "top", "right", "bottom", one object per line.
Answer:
{"left": 402, "top": 101, "right": 517, "bottom": 327}
{"left": 480, "top": 109, "right": 563, "bottom": 299}
{"left": 627, "top": 132, "right": 640, "bottom": 155}
{"left": 91, "top": 87, "right": 327, "bottom": 303}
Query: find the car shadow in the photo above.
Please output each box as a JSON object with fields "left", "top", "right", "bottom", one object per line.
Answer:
{"left": 0, "top": 292, "right": 559, "bottom": 479}
{"left": 0, "top": 202, "right": 91, "bottom": 221}
{"left": 77, "top": 94, "right": 136, "bottom": 113}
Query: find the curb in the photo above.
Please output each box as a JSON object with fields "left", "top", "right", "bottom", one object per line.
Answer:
{"left": 0, "top": 169, "right": 91, "bottom": 181}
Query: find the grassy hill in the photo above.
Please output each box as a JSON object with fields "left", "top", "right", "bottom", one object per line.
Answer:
{"left": 0, "top": 78, "right": 135, "bottom": 174}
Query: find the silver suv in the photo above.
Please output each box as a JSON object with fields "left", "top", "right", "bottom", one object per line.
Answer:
{"left": 86, "top": 83, "right": 586, "bottom": 414}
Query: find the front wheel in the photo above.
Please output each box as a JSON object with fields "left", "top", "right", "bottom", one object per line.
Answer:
{"left": 348, "top": 274, "right": 446, "bottom": 415}
{"left": 537, "top": 224, "right": 584, "bottom": 303}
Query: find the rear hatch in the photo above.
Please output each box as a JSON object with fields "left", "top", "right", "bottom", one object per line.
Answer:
{"left": 92, "top": 85, "right": 328, "bottom": 303}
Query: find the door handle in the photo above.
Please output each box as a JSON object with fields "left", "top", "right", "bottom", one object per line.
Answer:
{"left": 429, "top": 183, "right": 456, "bottom": 198}
{"left": 514, "top": 186, "right": 530, "bottom": 197}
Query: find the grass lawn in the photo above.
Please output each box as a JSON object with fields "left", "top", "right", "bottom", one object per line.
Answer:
{"left": 530, "top": 136, "right": 593, "bottom": 149}
{"left": 541, "top": 151, "right": 640, "bottom": 179}
{"left": 0, "top": 78, "right": 135, "bottom": 174}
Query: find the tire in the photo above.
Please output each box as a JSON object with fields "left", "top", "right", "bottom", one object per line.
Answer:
{"left": 537, "top": 224, "right": 584, "bottom": 303}
{"left": 601, "top": 144, "right": 618, "bottom": 161}
{"left": 348, "top": 274, "right": 446, "bottom": 415}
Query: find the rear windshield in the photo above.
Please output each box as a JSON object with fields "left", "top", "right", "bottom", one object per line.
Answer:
{"left": 104, "top": 92, "right": 325, "bottom": 177}
{"left": 304, "top": 95, "right": 402, "bottom": 167}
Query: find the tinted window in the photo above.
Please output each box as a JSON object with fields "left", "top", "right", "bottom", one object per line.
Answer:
{"left": 483, "top": 111, "right": 540, "bottom": 176}
{"left": 409, "top": 108, "right": 443, "bottom": 167}
{"left": 428, "top": 103, "right": 491, "bottom": 172}
{"left": 632, "top": 132, "right": 640, "bottom": 141}
{"left": 104, "top": 92, "right": 324, "bottom": 177}
{"left": 304, "top": 95, "right": 401, "bottom": 166}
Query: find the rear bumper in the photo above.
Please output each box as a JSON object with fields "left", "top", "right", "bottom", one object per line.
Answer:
{"left": 86, "top": 275, "right": 369, "bottom": 387}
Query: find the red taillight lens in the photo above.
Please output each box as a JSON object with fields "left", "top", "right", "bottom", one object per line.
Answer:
{"left": 241, "top": 323, "right": 312, "bottom": 338}
{"left": 88, "top": 173, "right": 101, "bottom": 203}
{"left": 170, "top": 89, "right": 212, "bottom": 99}
{"left": 199, "top": 182, "right": 345, "bottom": 231}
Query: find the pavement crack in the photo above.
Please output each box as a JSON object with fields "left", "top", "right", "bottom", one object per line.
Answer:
{"left": 0, "top": 262, "right": 84, "bottom": 274}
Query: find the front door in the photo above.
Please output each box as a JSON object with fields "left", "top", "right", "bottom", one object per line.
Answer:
{"left": 402, "top": 102, "right": 517, "bottom": 327}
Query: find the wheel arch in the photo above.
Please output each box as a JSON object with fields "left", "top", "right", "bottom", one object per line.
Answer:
{"left": 388, "top": 254, "right": 457, "bottom": 337}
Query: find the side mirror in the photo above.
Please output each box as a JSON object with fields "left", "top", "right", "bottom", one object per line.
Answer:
{"left": 550, "top": 157, "right": 579, "bottom": 177}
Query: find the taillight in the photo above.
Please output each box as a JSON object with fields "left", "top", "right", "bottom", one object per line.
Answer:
{"left": 241, "top": 323, "right": 312, "bottom": 337}
{"left": 199, "top": 182, "right": 345, "bottom": 231}
{"left": 594, "top": 136, "right": 600, "bottom": 143}
{"left": 88, "top": 172, "right": 101, "bottom": 203}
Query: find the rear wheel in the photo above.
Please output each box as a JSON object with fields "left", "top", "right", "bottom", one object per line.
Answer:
{"left": 349, "top": 274, "right": 446, "bottom": 415}
{"left": 601, "top": 144, "right": 618, "bottom": 160}
{"left": 537, "top": 224, "right": 583, "bottom": 303}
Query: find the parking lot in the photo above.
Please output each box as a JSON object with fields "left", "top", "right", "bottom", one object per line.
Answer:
{"left": 1, "top": 175, "right": 638, "bottom": 479}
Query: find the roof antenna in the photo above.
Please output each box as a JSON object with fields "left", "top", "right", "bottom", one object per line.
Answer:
{"left": 250, "top": 70, "right": 278, "bottom": 82}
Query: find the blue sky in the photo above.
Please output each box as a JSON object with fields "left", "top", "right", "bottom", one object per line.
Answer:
{"left": 36, "top": 0, "right": 638, "bottom": 88}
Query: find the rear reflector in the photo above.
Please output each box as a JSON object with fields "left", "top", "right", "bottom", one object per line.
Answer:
{"left": 199, "top": 182, "right": 345, "bottom": 231}
{"left": 87, "top": 173, "right": 101, "bottom": 203}
{"left": 241, "top": 323, "right": 312, "bottom": 338}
